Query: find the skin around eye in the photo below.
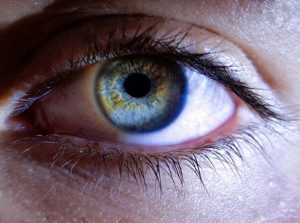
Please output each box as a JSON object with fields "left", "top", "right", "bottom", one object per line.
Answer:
{"left": 4, "top": 15, "right": 276, "bottom": 155}
{"left": 25, "top": 54, "right": 237, "bottom": 150}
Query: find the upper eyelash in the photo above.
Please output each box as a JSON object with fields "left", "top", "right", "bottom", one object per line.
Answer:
{"left": 109, "top": 24, "right": 286, "bottom": 122}
{"left": 12, "top": 20, "right": 284, "bottom": 123}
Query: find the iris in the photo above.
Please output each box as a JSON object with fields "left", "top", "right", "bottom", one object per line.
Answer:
{"left": 96, "top": 55, "right": 187, "bottom": 133}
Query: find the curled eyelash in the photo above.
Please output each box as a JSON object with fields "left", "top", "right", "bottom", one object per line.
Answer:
{"left": 87, "top": 20, "right": 286, "bottom": 122}
{"left": 5, "top": 121, "right": 290, "bottom": 193}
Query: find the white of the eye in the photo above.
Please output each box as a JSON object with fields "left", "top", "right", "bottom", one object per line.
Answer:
{"left": 116, "top": 68, "right": 236, "bottom": 147}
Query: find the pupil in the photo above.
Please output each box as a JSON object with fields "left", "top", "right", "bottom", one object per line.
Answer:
{"left": 123, "top": 73, "right": 152, "bottom": 98}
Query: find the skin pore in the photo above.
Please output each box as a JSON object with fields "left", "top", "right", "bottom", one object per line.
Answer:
{"left": 0, "top": 0, "right": 300, "bottom": 222}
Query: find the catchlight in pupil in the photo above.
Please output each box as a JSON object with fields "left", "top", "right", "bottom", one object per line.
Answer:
{"left": 95, "top": 55, "right": 187, "bottom": 133}
{"left": 123, "top": 73, "right": 151, "bottom": 98}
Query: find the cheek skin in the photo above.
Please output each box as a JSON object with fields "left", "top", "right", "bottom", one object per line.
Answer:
{"left": 0, "top": 127, "right": 299, "bottom": 223}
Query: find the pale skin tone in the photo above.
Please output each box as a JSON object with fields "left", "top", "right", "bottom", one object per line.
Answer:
{"left": 0, "top": 0, "right": 300, "bottom": 222}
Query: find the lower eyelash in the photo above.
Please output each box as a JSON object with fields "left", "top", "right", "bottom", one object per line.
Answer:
{"left": 3, "top": 122, "right": 288, "bottom": 192}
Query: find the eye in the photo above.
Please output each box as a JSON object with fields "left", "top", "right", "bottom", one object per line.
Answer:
{"left": 27, "top": 54, "right": 236, "bottom": 149}
{"left": 7, "top": 15, "right": 283, "bottom": 160}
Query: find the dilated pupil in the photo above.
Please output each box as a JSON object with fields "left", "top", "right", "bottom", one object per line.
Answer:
{"left": 124, "top": 73, "right": 151, "bottom": 98}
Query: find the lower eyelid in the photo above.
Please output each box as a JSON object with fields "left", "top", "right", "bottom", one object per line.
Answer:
{"left": 2, "top": 119, "right": 281, "bottom": 192}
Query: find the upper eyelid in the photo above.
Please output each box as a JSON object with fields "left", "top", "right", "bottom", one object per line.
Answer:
{"left": 0, "top": 14, "right": 137, "bottom": 92}
{"left": 0, "top": 14, "right": 229, "bottom": 89}
{"left": 0, "top": 14, "right": 214, "bottom": 82}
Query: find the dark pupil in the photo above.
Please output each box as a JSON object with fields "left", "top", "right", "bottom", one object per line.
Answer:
{"left": 124, "top": 73, "right": 152, "bottom": 98}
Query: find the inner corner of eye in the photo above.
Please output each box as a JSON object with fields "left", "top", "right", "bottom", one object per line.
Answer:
{"left": 22, "top": 54, "right": 237, "bottom": 152}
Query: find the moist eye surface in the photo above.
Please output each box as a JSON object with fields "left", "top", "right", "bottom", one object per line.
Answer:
{"left": 95, "top": 55, "right": 187, "bottom": 133}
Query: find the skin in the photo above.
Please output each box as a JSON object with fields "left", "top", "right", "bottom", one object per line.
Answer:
{"left": 0, "top": 0, "right": 300, "bottom": 222}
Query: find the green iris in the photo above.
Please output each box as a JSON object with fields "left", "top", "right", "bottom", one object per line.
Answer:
{"left": 95, "top": 55, "right": 187, "bottom": 133}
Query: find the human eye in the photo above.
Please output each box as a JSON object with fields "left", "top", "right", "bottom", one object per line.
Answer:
{"left": 3, "top": 15, "right": 287, "bottom": 189}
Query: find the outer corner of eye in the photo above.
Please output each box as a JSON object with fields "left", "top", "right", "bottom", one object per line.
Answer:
{"left": 18, "top": 53, "right": 239, "bottom": 153}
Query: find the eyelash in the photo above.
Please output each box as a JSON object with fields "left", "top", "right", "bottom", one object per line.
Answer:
{"left": 9, "top": 123, "right": 285, "bottom": 191}
{"left": 8, "top": 18, "right": 289, "bottom": 191}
